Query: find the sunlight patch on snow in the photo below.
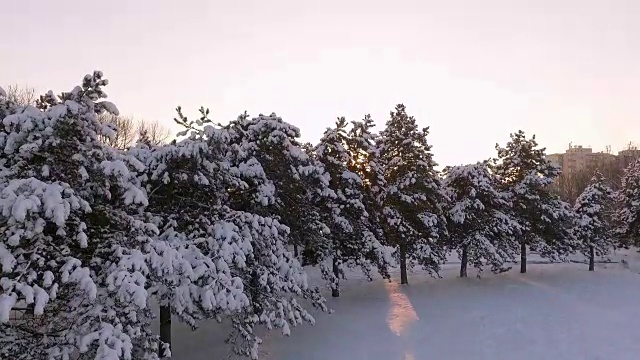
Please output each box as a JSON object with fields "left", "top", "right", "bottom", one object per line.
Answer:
{"left": 515, "top": 275, "right": 560, "bottom": 294}
{"left": 403, "top": 352, "right": 416, "bottom": 360}
{"left": 385, "top": 282, "right": 419, "bottom": 337}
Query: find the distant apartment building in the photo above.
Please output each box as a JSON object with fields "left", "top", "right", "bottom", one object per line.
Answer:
{"left": 618, "top": 149, "right": 640, "bottom": 169}
{"left": 545, "top": 144, "right": 624, "bottom": 174}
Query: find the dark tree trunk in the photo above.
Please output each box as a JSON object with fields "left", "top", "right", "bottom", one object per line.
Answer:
{"left": 589, "top": 245, "right": 595, "bottom": 271}
{"left": 460, "top": 244, "right": 468, "bottom": 278}
{"left": 400, "top": 242, "right": 408, "bottom": 285}
{"left": 331, "top": 257, "right": 340, "bottom": 298}
{"left": 520, "top": 240, "right": 527, "bottom": 274}
{"left": 294, "top": 243, "right": 299, "bottom": 258}
{"left": 159, "top": 306, "right": 171, "bottom": 358}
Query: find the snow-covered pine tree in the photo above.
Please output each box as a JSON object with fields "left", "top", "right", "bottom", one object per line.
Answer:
{"left": 612, "top": 159, "right": 640, "bottom": 248}
{"left": 346, "top": 115, "right": 388, "bottom": 242}
{"left": 377, "top": 104, "right": 448, "bottom": 284}
{"left": 0, "top": 72, "right": 162, "bottom": 359}
{"left": 347, "top": 114, "right": 394, "bottom": 279}
{"left": 224, "top": 113, "right": 332, "bottom": 267}
{"left": 313, "top": 117, "right": 391, "bottom": 297}
{"left": 136, "top": 107, "right": 326, "bottom": 359}
{"left": 573, "top": 171, "right": 615, "bottom": 271}
{"left": 442, "top": 162, "right": 521, "bottom": 277}
{"left": 492, "top": 130, "right": 577, "bottom": 273}
{"left": 346, "top": 115, "right": 394, "bottom": 279}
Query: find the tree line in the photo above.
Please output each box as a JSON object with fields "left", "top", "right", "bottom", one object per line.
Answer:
{"left": 1, "top": 72, "right": 639, "bottom": 359}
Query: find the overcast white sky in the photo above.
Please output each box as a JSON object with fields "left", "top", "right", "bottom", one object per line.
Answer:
{"left": 2, "top": 0, "right": 638, "bottom": 166}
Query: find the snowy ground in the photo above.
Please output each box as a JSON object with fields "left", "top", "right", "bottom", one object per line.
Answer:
{"left": 170, "top": 250, "right": 640, "bottom": 360}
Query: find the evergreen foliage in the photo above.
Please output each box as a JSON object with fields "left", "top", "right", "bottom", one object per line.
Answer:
{"left": 613, "top": 159, "right": 640, "bottom": 247}
{"left": 224, "top": 113, "right": 331, "bottom": 267}
{"left": 377, "top": 104, "right": 448, "bottom": 284}
{"left": 136, "top": 107, "right": 327, "bottom": 359}
{"left": 313, "top": 117, "right": 391, "bottom": 297}
{"left": 443, "top": 162, "right": 521, "bottom": 277}
{"left": 3, "top": 69, "right": 628, "bottom": 359}
{"left": 0, "top": 72, "right": 160, "bottom": 359}
{"left": 573, "top": 171, "right": 615, "bottom": 271}
{"left": 345, "top": 115, "right": 390, "bottom": 267}
{"left": 492, "top": 130, "right": 577, "bottom": 273}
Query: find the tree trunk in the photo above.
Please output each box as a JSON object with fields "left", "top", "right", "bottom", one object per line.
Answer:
{"left": 520, "top": 240, "right": 527, "bottom": 274}
{"left": 589, "top": 245, "right": 595, "bottom": 271}
{"left": 159, "top": 306, "right": 172, "bottom": 358}
{"left": 400, "top": 242, "right": 408, "bottom": 285}
{"left": 460, "top": 244, "right": 468, "bottom": 278}
{"left": 294, "top": 243, "right": 299, "bottom": 258}
{"left": 331, "top": 257, "right": 340, "bottom": 297}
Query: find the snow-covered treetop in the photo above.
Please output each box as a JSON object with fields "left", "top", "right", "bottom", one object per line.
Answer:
{"left": 349, "top": 115, "right": 377, "bottom": 147}
{"left": 1, "top": 71, "right": 120, "bottom": 161}
{"left": 443, "top": 162, "right": 508, "bottom": 225}
{"left": 346, "top": 115, "right": 386, "bottom": 196}
{"left": 315, "top": 117, "right": 352, "bottom": 168}
{"left": 378, "top": 104, "right": 442, "bottom": 206}
{"left": 314, "top": 117, "right": 366, "bottom": 229}
{"left": 226, "top": 112, "right": 331, "bottom": 193}
{"left": 228, "top": 112, "right": 307, "bottom": 162}
{"left": 0, "top": 85, "right": 6, "bottom": 98}
{"left": 142, "top": 107, "right": 278, "bottom": 208}
{"left": 574, "top": 171, "right": 614, "bottom": 218}
{"left": 493, "top": 130, "right": 560, "bottom": 188}
{"left": 493, "top": 130, "right": 565, "bottom": 204}
{"left": 379, "top": 104, "right": 438, "bottom": 172}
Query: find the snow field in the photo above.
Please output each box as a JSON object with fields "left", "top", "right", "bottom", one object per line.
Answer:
{"left": 169, "top": 250, "right": 640, "bottom": 360}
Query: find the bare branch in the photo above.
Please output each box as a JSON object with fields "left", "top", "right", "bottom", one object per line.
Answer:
{"left": 97, "top": 114, "right": 171, "bottom": 149}
{"left": 137, "top": 119, "right": 171, "bottom": 146}
{"left": 6, "top": 84, "right": 36, "bottom": 106}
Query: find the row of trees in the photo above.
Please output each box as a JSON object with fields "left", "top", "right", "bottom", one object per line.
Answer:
{"left": 446, "top": 134, "right": 640, "bottom": 275}
{"left": 1, "top": 73, "right": 639, "bottom": 360}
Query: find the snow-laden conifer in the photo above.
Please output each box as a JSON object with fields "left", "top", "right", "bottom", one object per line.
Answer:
{"left": 443, "top": 162, "right": 521, "bottom": 277}
{"left": 135, "top": 107, "right": 326, "bottom": 359}
{"left": 224, "top": 112, "right": 331, "bottom": 266}
{"left": 346, "top": 115, "right": 388, "bottom": 242}
{"left": 573, "top": 171, "right": 615, "bottom": 271}
{"left": 377, "top": 104, "right": 448, "bottom": 284}
{"left": 0, "top": 72, "right": 161, "bottom": 359}
{"left": 313, "top": 117, "right": 391, "bottom": 297}
{"left": 613, "top": 159, "right": 640, "bottom": 248}
{"left": 492, "top": 130, "right": 577, "bottom": 273}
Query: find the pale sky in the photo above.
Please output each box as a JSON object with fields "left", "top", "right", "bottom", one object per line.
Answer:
{"left": 2, "top": 0, "right": 639, "bottom": 166}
